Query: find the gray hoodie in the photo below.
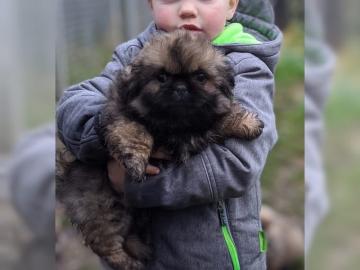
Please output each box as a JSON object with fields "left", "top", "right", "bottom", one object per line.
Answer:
{"left": 57, "top": 1, "right": 282, "bottom": 269}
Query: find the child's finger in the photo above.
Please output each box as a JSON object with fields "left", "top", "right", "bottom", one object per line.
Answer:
{"left": 145, "top": 164, "right": 160, "bottom": 175}
{"left": 107, "top": 159, "right": 126, "bottom": 193}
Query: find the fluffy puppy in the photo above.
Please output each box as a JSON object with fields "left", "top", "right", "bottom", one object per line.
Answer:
{"left": 102, "top": 30, "right": 264, "bottom": 181}
{"left": 57, "top": 30, "right": 264, "bottom": 270}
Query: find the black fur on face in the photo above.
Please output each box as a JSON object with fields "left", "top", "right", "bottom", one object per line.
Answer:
{"left": 115, "top": 30, "right": 235, "bottom": 136}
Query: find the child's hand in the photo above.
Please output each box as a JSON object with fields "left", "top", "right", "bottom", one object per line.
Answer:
{"left": 107, "top": 157, "right": 166, "bottom": 193}
{"left": 108, "top": 148, "right": 171, "bottom": 192}
{"left": 107, "top": 159, "right": 127, "bottom": 193}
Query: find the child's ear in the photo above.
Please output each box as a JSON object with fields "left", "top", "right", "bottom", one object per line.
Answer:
{"left": 226, "top": 0, "right": 239, "bottom": 20}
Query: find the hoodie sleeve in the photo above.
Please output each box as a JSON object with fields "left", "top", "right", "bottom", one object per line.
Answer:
{"left": 56, "top": 42, "right": 141, "bottom": 163}
{"left": 125, "top": 55, "right": 278, "bottom": 209}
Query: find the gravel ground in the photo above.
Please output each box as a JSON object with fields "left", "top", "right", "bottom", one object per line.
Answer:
{"left": 0, "top": 159, "right": 31, "bottom": 270}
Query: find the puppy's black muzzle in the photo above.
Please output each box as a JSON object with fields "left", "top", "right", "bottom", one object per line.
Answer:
{"left": 172, "top": 83, "right": 190, "bottom": 101}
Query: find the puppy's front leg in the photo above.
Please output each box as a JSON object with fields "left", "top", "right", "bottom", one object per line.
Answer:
{"left": 221, "top": 102, "right": 264, "bottom": 140}
{"left": 105, "top": 116, "right": 153, "bottom": 181}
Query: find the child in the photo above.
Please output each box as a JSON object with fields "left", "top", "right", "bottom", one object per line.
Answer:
{"left": 57, "top": 0, "right": 282, "bottom": 269}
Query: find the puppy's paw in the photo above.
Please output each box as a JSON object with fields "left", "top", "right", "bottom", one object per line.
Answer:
{"left": 105, "top": 252, "right": 145, "bottom": 270}
{"left": 243, "top": 112, "right": 264, "bottom": 139}
{"left": 222, "top": 104, "right": 264, "bottom": 140}
{"left": 122, "top": 154, "right": 147, "bottom": 182}
{"left": 82, "top": 220, "right": 146, "bottom": 270}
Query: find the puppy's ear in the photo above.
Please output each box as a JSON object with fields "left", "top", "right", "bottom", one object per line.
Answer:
{"left": 216, "top": 61, "right": 235, "bottom": 98}
{"left": 117, "top": 65, "right": 140, "bottom": 104}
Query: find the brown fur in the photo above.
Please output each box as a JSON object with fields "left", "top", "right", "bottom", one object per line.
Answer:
{"left": 57, "top": 30, "right": 264, "bottom": 270}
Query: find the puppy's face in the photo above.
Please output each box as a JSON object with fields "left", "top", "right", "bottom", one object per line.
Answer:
{"left": 119, "top": 30, "right": 234, "bottom": 125}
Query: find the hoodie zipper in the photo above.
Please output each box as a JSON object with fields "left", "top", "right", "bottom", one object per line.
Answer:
{"left": 217, "top": 201, "right": 241, "bottom": 270}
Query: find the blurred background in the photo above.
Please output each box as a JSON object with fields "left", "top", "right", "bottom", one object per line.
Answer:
{"left": 0, "top": 0, "right": 55, "bottom": 270}
{"left": 1, "top": 0, "right": 359, "bottom": 270}
{"left": 306, "top": 0, "right": 360, "bottom": 269}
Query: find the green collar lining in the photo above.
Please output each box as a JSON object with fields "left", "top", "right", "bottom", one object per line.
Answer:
{"left": 212, "top": 23, "right": 260, "bottom": 45}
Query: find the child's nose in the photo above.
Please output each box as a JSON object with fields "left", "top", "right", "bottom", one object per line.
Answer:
{"left": 178, "top": 2, "right": 198, "bottom": 19}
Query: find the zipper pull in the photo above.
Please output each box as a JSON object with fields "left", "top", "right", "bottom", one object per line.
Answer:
{"left": 217, "top": 201, "right": 228, "bottom": 226}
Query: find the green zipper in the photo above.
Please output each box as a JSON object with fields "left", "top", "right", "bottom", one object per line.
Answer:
{"left": 258, "top": 230, "right": 268, "bottom": 253}
{"left": 218, "top": 201, "right": 240, "bottom": 270}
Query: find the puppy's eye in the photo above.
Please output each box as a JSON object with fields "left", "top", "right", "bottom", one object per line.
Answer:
{"left": 195, "top": 72, "right": 207, "bottom": 83}
{"left": 157, "top": 73, "right": 168, "bottom": 83}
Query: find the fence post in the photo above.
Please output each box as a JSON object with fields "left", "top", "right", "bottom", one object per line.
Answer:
{"left": 0, "top": 0, "right": 24, "bottom": 154}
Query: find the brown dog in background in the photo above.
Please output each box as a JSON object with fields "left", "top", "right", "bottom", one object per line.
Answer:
{"left": 261, "top": 205, "right": 304, "bottom": 270}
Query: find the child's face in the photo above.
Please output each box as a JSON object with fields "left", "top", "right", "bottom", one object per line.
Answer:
{"left": 149, "top": 0, "right": 238, "bottom": 40}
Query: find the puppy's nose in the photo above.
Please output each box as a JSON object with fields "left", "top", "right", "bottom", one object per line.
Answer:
{"left": 173, "top": 83, "right": 190, "bottom": 100}
{"left": 174, "top": 83, "right": 188, "bottom": 92}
